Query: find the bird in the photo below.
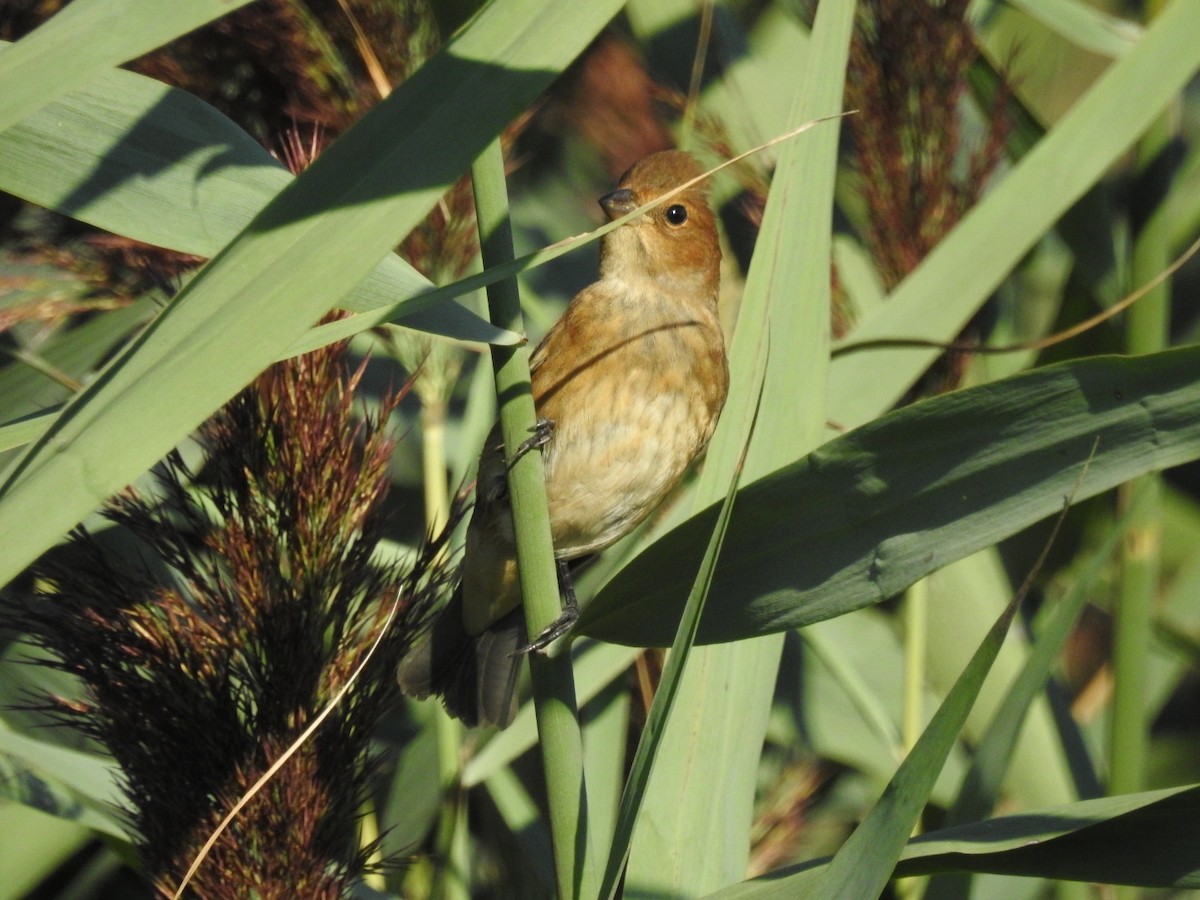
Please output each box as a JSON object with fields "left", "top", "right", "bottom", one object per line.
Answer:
{"left": 398, "top": 150, "right": 729, "bottom": 728}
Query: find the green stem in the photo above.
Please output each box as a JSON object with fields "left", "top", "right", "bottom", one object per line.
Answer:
{"left": 1110, "top": 97, "right": 1175, "bottom": 803}
{"left": 1110, "top": 477, "right": 1158, "bottom": 796}
{"left": 902, "top": 578, "right": 929, "bottom": 760}
{"left": 430, "top": 711, "right": 468, "bottom": 900}
{"left": 359, "top": 805, "right": 386, "bottom": 892}
{"left": 896, "top": 578, "right": 928, "bottom": 900}
{"left": 421, "top": 398, "right": 450, "bottom": 537}
{"left": 471, "top": 139, "right": 596, "bottom": 900}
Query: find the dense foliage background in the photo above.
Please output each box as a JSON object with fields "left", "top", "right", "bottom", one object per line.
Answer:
{"left": 1, "top": 0, "right": 1200, "bottom": 897}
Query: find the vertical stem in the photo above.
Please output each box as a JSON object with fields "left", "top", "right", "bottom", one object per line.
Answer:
{"left": 1110, "top": 475, "right": 1157, "bottom": 794}
{"left": 431, "top": 711, "right": 468, "bottom": 900}
{"left": 1110, "top": 84, "right": 1175, "bottom": 807}
{"left": 896, "top": 578, "right": 928, "bottom": 900}
{"left": 422, "top": 398, "right": 450, "bottom": 539}
{"left": 471, "top": 138, "right": 596, "bottom": 900}
{"left": 678, "top": 0, "right": 713, "bottom": 145}
{"left": 416, "top": 340, "right": 463, "bottom": 898}
{"left": 902, "top": 578, "right": 929, "bottom": 761}
{"left": 359, "top": 804, "right": 386, "bottom": 892}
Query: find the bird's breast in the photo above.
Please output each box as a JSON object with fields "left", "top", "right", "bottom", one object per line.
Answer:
{"left": 534, "top": 304, "right": 728, "bottom": 557}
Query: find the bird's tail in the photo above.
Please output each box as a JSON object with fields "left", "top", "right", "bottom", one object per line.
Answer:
{"left": 397, "top": 588, "right": 525, "bottom": 729}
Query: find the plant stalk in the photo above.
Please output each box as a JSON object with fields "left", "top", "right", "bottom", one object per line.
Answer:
{"left": 470, "top": 138, "right": 596, "bottom": 900}
{"left": 902, "top": 578, "right": 929, "bottom": 760}
{"left": 1110, "top": 96, "right": 1175, "bottom": 805}
{"left": 421, "top": 398, "right": 451, "bottom": 539}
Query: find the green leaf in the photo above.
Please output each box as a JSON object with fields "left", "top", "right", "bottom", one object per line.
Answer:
{"left": 0, "top": 0, "right": 626, "bottom": 592}
{"left": 0, "top": 0, "right": 255, "bottom": 131}
{"left": 580, "top": 347, "right": 1200, "bottom": 646}
{"left": 799, "top": 612, "right": 968, "bottom": 803}
{"left": 0, "top": 411, "right": 56, "bottom": 455}
{"left": 922, "top": 551, "right": 1079, "bottom": 821}
{"left": 0, "top": 52, "right": 284, "bottom": 256}
{"left": 484, "top": 768, "right": 555, "bottom": 894}
{"left": 953, "top": 498, "right": 1136, "bottom": 823}
{"left": 0, "top": 48, "right": 513, "bottom": 348}
{"left": 706, "top": 784, "right": 1200, "bottom": 897}
{"left": 902, "top": 785, "right": 1200, "bottom": 887}
{"left": 921, "top": 507, "right": 1134, "bottom": 900}
{"left": 580, "top": 682, "right": 631, "bottom": 849}
{"left": 0, "top": 726, "right": 128, "bottom": 839}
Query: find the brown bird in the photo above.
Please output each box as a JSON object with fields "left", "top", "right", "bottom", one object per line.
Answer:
{"left": 399, "top": 150, "right": 729, "bottom": 728}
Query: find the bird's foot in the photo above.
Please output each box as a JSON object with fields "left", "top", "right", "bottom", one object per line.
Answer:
{"left": 515, "top": 558, "right": 578, "bottom": 654}
{"left": 507, "top": 417, "right": 556, "bottom": 471}
{"left": 516, "top": 600, "right": 579, "bottom": 654}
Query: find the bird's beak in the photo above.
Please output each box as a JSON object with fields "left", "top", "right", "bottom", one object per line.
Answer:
{"left": 599, "top": 188, "right": 637, "bottom": 221}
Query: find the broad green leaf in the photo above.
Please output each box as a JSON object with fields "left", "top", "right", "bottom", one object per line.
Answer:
{"left": 484, "top": 768, "right": 556, "bottom": 895}
{"left": 0, "top": 49, "right": 282, "bottom": 256}
{"left": 375, "top": 707, "right": 441, "bottom": 864}
{"left": 580, "top": 682, "right": 631, "bottom": 849}
{"left": 697, "top": 3, "right": 813, "bottom": 173}
{"left": 828, "top": 0, "right": 1200, "bottom": 429}
{"left": 952, "top": 513, "right": 1133, "bottom": 827}
{"left": 0, "top": 0, "right": 255, "bottom": 131}
{"left": 0, "top": 50, "right": 513, "bottom": 348}
{"left": 624, "top": 0, "right": 854, "bottom": 895}
{"left": 902, "top": 785, "right": 1200, "bottom": 887}
{"left": 707, "top": 784, "right": 1200, "bottom": 897}
{"left": 0, "top": 0, "right": 625, "bottom": 592}
{"left": 580, "top": 347, "right": 1200, "bottom": 646}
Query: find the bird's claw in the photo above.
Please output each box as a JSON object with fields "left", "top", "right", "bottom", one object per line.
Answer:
{"left": 507, "top": 417, "right": 556, "bottom": 471}
{"left": 515, "top": 600, "right": 579, "bottom": 655}
{"left": 514, "top": 558, "right": 578, "bottom": 655}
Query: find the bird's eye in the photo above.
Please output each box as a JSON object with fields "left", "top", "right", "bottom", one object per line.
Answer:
{"left": 664, "top": 204, "right": 689, "bottom": 226}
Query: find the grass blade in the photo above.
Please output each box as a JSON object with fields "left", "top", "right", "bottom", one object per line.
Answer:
{"left": 707, "top": 784, "right": 1200, "bottom": 897}
{"left": 0, "top": 0, "right": 254, "bottom": 131}
{"left": 0, "top": 47, "right": 513, "bottom": 348}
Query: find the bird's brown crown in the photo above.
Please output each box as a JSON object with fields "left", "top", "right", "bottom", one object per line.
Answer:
{"left": 617, "top": 149, "right": 708, "bottom": 201}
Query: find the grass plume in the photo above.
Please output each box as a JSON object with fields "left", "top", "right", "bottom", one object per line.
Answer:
{"left": 20, "top": 336, "right": 457, "bottom": 896}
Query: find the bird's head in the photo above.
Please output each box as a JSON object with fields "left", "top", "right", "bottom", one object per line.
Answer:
{"left": 597, "top": 150, "right": 721, "bottom": 298}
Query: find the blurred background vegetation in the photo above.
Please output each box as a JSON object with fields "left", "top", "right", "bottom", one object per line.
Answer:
{"left": 1, "top": 0, "right": 1200, "bottom": 898}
